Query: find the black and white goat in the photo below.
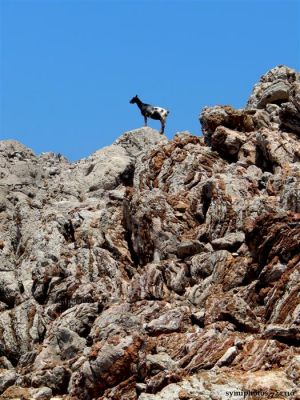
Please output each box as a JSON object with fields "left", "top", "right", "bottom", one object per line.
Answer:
{"left": 129, "top": 95, "right": 169, "bottom": 134}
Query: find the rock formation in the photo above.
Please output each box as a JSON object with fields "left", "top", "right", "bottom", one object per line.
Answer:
{"left": 0, "top": 65, "right": 299, "bottom": 400}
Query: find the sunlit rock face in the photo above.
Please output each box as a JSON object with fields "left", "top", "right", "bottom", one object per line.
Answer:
{"left": 0, "top": 66, "right": 299, "bottom": 400}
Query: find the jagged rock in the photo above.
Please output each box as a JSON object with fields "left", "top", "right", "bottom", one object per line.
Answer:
{"left": 280, "top": 177, "right": 300, "bottom": 212}
{"left": 115, "top": 127, "right": 168, "bottom": 157}
{"left": 256, "top": 128, "right": 299, "bottom": 168}
{"left": 146, "top": 353, "right": 177, "bottom": 374}
{"left": 256, "top": 81, "right": 290, "bottom": 108}
{"left": 161, "top": 260, "right": 189, "bottom": 294}
{"left": 205, "top": 293, "right": 260, "bottom": 333}
{"left": 262, "top": 324, "right": 300, "bottom": 342}
{"left": 190, "top": 252, "right": 216, "bottom": 280}
{"left": 199, "top": 105, "right": 254, "bottom": 142}
{"left": 176, "top": 240, "right": 204, "bottom": 259}
{"left": 0, "top": 370, "right": 16, "bottom": 395}
{"left": 246, "top": 65, "right": 297, "bottom": 109}
{"left": 191, "top": 309, "right": 205, "bottom": 327}
{"left": 211, "top": 126, "right": 246, "bottom": 158}
{"left": 56, "top": 327, "right": 86, "bottom": 360}
{"left": 0, "top": 67, "right": 300, "bottom": 399}
{"left": 246, "top": 65, "right": 300, "bottom": 136}
{"left": 89, "top": 304, "right": 142, "bottom": 341}
{"left": 145, "top": 307, "right": 190, "bottom": 335}
{"left": 211, "top": 231, "right": 245, "bottom": 251}
{"left": 0, "top": 271, "right": 20, "bottom": 307}
{"left": 129, "top": 263, "right": 168, "bottom": 301}
{"left": 30, "top": 386, "right": 52, "bottom": 400}
{"left": 139, "top": 369, "right": 299, "bottom": 400}
{"left": 0, "top": 357, "right": 13, "bottom": 370}
{"left": 69, "top": 334, "right": 143, "bottom": 399}
{"left": 215, "top": 345, "right": 238, "bottom": 367}
{"left": 245, "top": 213, "right": 300, "bottom": 265}
{"left": 280, "top": 100, "right": 300, "bottom": 134}
{"left": 1, "top": 386, "right": 32, "bottom": 400}
{"left": 31, "top": 366, "right": 70, "bottom": 393}
{"left": 286, "top": 355, "right": 300, "bottom": 383}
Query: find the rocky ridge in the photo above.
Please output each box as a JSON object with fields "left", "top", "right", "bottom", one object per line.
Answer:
{"left": 0, "top": 65, "right": 299, "bottom": 399}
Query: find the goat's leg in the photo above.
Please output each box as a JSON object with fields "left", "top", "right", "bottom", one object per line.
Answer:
{"left": 160, "top": 120, "right": 165, "bottom": 134}
{"left": 144, "top": 116, "right": 147, "bottom": 127}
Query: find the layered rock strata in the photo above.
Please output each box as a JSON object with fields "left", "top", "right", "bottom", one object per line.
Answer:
{"left": 0, "top": 65, "right": 299, "bottom": 400}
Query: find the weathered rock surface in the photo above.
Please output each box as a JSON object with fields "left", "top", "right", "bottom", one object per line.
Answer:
{"left": 0, "top": 66, "right": 299, "bottom": 399}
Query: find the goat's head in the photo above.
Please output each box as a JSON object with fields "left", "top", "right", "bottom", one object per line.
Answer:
{"left": 129, "top": 95, "right": 139, "bottom": 104}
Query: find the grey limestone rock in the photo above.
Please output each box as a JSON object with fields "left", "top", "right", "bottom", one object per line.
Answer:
{"left": 0, "top": 370, "right": 17, "bottom": 395}
{"left": 30, "top": 386, "right": 53, "bottom": 400}
{"left": 0, "top": 68, "right": 300, "bottom": 399}
{"left": 211, "top": 231, "right": 245, "bottom": 251}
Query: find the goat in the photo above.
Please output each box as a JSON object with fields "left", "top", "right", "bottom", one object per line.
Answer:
{"left": 129, "top": 95, "right": 169, "bottom": 134}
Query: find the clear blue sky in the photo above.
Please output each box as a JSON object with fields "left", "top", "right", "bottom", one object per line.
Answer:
{"left": 1, "top": 0, "right": 299, "bottom": 161}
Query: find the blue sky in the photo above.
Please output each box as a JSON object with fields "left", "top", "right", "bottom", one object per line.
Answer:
{"left": 1, "top": 0, "right": 299, "bottom": 161}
